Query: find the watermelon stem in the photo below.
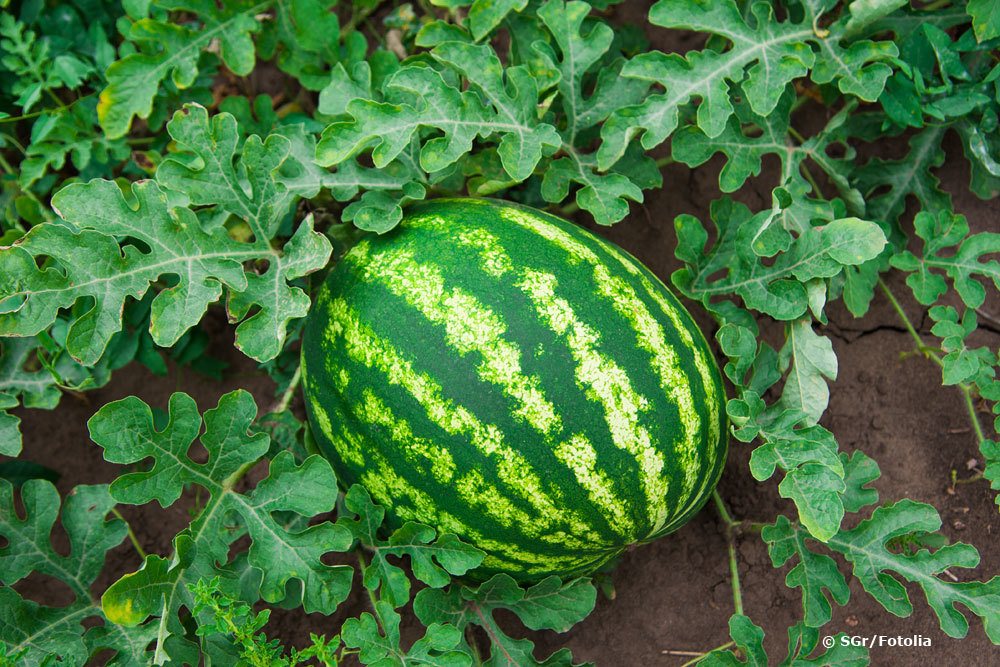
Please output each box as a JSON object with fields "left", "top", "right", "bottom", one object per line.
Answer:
{"left": 355, "top": 548, "right": 382, "bottom": 624}
{"left": 712, "top": 491, "right": 745, "bottom": 616}
{"left": 711, "top": 491, "right": 739, "bottom": 530}
{"left": 272, "top": 363, "right": 303, "bottom": 415}
{"left": 666, "top": 640, "right": 735, "bottom": 666}
{"left": 469, "top": 603, "right": 510, "bottom": 665}
{"left": 724, "top": 539, "right": 743, "bottom": 616}
{"left": 110, "top": 507, "right": 147, "bottom": 561}
{"left": 878, "top": 278, "right": 986, "bottom": 447}
{"left": 556, "top": 200, "right": 580, "bottom": 217}
{"left": 465, "top": 625, "right": 484, "bottom": 666}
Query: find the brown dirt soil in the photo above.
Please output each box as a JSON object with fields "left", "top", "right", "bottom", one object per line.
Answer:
{"left": 8, "top": 2, "right": 1000, "bottom": 664}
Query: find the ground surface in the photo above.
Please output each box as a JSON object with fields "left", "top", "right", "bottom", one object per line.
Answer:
{"left": 9, "top": 2, "right": 1000, "bottom": 664}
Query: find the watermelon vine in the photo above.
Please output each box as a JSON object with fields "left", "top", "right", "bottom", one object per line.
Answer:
{"left": 1, "top": 0, "right": 999, "bottom": 665}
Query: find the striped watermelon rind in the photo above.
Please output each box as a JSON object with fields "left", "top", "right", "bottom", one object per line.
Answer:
{"left": 302, "top": 198, "right": 728, "bottom": 580}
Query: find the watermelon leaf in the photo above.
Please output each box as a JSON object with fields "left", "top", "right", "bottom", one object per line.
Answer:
{"left": 424, "top": 41, "right": 562, "bottom": 182}
{"left": 0, "top": 480, "right": 156, "bottom": 663}
{"left": 316, "top": 49, "right": 560, "bottom": 181}
{"left": 701, "top": 615, "right": 868, "bottom": 666}
{"left": 97, "top": 0, "right": 263, "bottom": 138}
{"left": 18, "top": 99, "right": 130, "bottom": 190}
{"left": 840, "top": 451, "right": 880, "bottom": 514}
{"left": 281, "top": 126, "right": 428, "bottom": 233}
{"left": 928, "top": 306, "right": 996, "bottom": 386}
{"left": 891, "top": 210, "right": 1000, "bottom": 309}
{"left": 414, "top": 575, "right": 597, "bottom": 666}
{"left": 763, "top": 502, "right": 1000, "bottom": 643}
{"left": 833, "top": 500, "right": 1000, "bottom": 641}
{"left": 338, "top": 485, "right": 485, "bottom": 608}
{"left": 0, "top": 337, "right": 59, "bottom": 457}
{"left": 532, "top": 0, "right": 654, "bottom": 224}
{"left": 313, "top": 1, "right": 664, "bottom": 227}
{"left": 778, "top": 319, "right": 838, "bottom": 423}
{"left": 968, "top": 0, "right": 1000, "bottom": 41}
{"left": 749, "top": 412, "right": 846, "bottom": 542}
{"left": 672, "top": 200, "right": 887, "bottom": 321}
{"left": 256, "top": 0, "right": 354, "bottom": 90}
{"left": 762, "top": 516, "right": 851, "bottom": 628}
{"left": 719, "top": 322, "right": 847, "bottom": 541}
{"left": 0, "top": 396, "right": 21, "bottom": 457}
{"left": 598, "top": 0, "right": 896, "bottom": 168}
{"left": 672, "top": 88, "right": 863, "bottom": 215}
{"left": 343, "top": 601, "right": 470, "bottom": 666}
{"left": 156, "top": 104, "right": 295, "bottom": 242}
{"left": 853, "top": 128, "right": 952, "bottom": 235}
{"left": 0, "top": 105, "right": 331, "bottom": 365}
{"left": 88, "top": 390, "right": 353, "bottom": 662}
{"left": 982, "top": 439, "right": 1000, "bottom": 511}
{"left": 423, "top": 0, "right": 530, "bottom": 41}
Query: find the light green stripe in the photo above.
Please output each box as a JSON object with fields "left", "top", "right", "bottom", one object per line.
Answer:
{"left": 594, "top": 239, "right": 724, "bottom": 516}
{"left": 357, "top": 389, "right": 456, "bottom": 482}
{"left": 479, "top": 546, "right": 611, "bottom": 576}
{"left": 455, "top": 226, "right": 516, "bottom": 277}
{"left": 641, "top": 276, "right": 722, "bottom": 513}
{"left": 306, "top": 374, "right": 365, "bottom": 467}
{"left": 475, "top": 537, "right": 612, "bottom": 574}
{"left": 445, "top": 226, "right": 638, "bottom": 537}
{"left": 347, "top": 242, "right": 561, "bottom": 438}
{"left": 323, "top": 295, "right": 602, "bottom": 544}
{"left": 456, "top": 469, "right": 538, "bottom": 530}
{"left": 499, "top": 206, "right": 717, "bottom": 529}
{"left": 465, "top": 526, "right": 612, "bottom": 569}
{"left": 497, "top": 206, "right": 601, "bottom": 265}
{"left": 407, "top": 215, "right": 516, "bottom": 278}
{"left": 593, "top": 263, "right": 702, "bottom": 501}
{"left": 455, "top": 469, "right": 611, "bottom": 553}
{"left": 554, "top": 434, "right": 633, "bottom": 533}
{"left": 359, "top": 452, "right": 467, "bottom": 536}
{"left": 516, "top": 268, "right": 669, "bottom": 529}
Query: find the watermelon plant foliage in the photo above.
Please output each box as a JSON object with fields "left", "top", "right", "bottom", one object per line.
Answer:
{"left": 1, "top": 0, "right": 999, "bottom": 664}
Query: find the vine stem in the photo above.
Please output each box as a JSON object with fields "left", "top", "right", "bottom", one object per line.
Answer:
{"left": 0, "top": 93, "right": 95, "bottom": 124}
{"left": 955, "top": 471, "right": 985, "bottom": 485}
{"left": 787, "top": 125, "right": 807, "bottom": 144}
{"left": 465, "top": 626, "right": 484, "bottom": 666}
{"left": 110, "top": 507, "right": 147, "bottom": 560}
{"left": 355, "top": 549, "right": 379, "bottom": 611}
{"left": 558, "top": 200, "right": 581, "bottom": 216}
{"left": 342, "top": 0, "right": 385, "bottom": 38}
{"left": 0, "top": 150, "right": 16, "bottom": 177}
{"left": 273, "top": 364, "right": 303, "bottom": 415}
{"left": 962, "top": 387, "right": 987, "bottom": 446}
{"left": 1, "top": 132, "right": 26, "bottom": 154}
{"left": 712, "top": 490, "right": 744, "bottom": 617}
{"left": 877, "top": 278, "right": 986, "bottom": 446}
{"left": 712, "top": 490, "right": 738, "bottom": 528}
{"left": 0, "top": 146, "right": 55, "bottom": 223}
{"left": 799, "top": 158, "right": 824, "bottom": 198}
{"left": 668, "top": 640, "right": 736, "bottom": 666}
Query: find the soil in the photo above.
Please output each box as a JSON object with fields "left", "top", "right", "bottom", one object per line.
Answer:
{"left": 7, "top": 2, "right": 1000, "bottom": 665}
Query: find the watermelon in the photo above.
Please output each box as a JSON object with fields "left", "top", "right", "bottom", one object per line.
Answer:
{"left": 302, "top": 199, "right": 728, "bottom": 580}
